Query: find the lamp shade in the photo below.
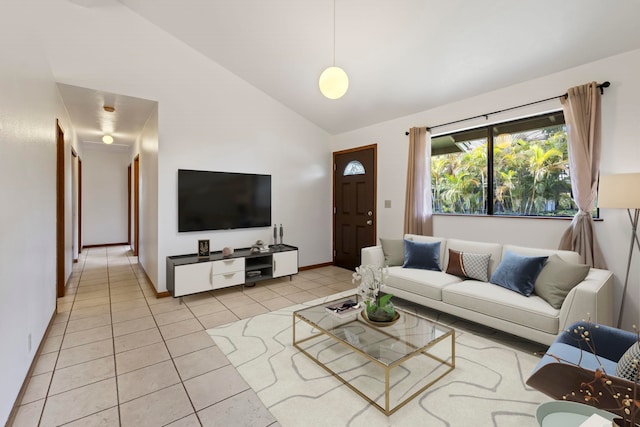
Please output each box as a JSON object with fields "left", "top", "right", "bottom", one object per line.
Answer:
{"left": 597, "top": 173, "right": 640, "bottom": 209}
{"left": 319, "top": 66, "right": 349, "bottom": 99}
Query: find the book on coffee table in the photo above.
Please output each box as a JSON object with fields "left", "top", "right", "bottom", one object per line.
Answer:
{"left": 325, "top": 299, "right": 361, "bottom": 318}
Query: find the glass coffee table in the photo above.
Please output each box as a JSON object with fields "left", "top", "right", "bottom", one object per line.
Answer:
{"left": 293, "top": 295, "right": 455, "bottom": 415}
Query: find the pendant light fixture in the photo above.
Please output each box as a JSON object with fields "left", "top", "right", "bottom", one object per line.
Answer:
{"left": 319, "top": 0, "right": 349, "bottom": 99}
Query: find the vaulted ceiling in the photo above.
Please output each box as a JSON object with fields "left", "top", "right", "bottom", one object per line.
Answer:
{"left": 118, "top": 0, "right": 640, "bottom": 134}
{"left": 65, "top": 0, "right": 640, "bottom": 138}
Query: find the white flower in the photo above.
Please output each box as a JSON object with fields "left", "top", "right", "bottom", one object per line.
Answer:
{"left": 353, "top": 264, "right": 388, "bottom": 305}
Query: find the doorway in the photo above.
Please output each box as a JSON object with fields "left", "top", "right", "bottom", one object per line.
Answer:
{"left": 333, "top": 145, "right": 377, "bottom": 270}
{"left": 71, "top": 149, "right": 83, "bottom": 262}
{"left": 128, "top": 163, "right": 132, "bottom": 246}
{"left": 78, "top": 157, "right": 82, "bottom": 255}
{"left": 56, "top": 121, "right": 65, "bottom": 297}
{"left": 133, "top": 155, "right": 140, "bottom": 256}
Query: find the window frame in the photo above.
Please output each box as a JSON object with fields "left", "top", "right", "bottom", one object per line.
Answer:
{"left": 430, "top": 111, "right": 586, "bottom": 218}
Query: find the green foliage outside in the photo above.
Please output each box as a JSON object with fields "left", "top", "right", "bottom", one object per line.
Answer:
{"left": 431, "top": 125, "right": 578, "bottom": 216}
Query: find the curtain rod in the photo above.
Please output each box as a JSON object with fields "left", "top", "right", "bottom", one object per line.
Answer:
{"left": 404, "top": 81, "right": 610, "bottom": 135}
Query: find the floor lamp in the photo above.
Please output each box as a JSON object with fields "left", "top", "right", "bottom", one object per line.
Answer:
{"left": 597, "top": 173, "right": 640, "bottom": 328}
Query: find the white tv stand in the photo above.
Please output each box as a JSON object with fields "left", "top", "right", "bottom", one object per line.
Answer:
{"left": 166, "top": 244, "right": 298, "bottom": 298}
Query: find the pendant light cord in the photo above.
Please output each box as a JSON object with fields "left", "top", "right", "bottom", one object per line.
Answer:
{"left": 332, "top": 0, "right": 336, "bottom": 66}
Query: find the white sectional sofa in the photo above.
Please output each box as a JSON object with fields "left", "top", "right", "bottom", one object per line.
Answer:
{"left": 361, "top": 234, "right": 614, "bottom": 345}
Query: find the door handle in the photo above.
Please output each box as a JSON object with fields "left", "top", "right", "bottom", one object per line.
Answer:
{"left": 366, "top": 220, "right": 373, "bottom": 225}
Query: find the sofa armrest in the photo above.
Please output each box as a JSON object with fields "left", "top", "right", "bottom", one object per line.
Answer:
{"left": 558, "top": 268, "right": 614, "bottom": 332}
{"left": 361, "top": 245, "right": 385, "bottom": 269}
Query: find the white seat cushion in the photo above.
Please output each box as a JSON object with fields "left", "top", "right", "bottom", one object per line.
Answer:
{"left": 442, "top": 281, "right": 560, "bottom": 333}
{"left": 385, "top": 266, "right": 462, "bottom": 300}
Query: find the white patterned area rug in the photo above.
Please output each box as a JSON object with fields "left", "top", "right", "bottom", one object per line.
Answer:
{"left": 207, "top": 292, "right": 549, "bottom": 427}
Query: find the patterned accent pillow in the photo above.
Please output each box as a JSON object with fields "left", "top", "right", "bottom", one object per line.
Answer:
{"left": 446, "top": 249, "right": 491, "bottom": 282}
{"left": 616, "top": 341, "right": 640, "bottom": 381}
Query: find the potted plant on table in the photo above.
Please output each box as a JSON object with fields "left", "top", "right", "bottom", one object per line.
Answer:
{"left": 352, "top": 265, "right": 396, "bottom": 323}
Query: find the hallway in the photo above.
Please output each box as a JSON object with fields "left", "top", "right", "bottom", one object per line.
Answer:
{"left": 12, "top": 246, "right": 354, "bottom": 426}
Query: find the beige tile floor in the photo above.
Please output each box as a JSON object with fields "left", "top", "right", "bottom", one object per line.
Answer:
{"left": 12, "top": 246, "right": 355, "bottom": 427}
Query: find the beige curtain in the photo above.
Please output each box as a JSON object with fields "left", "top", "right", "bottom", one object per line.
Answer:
{"left": 404, "top": 127, "right": 433, "bottom": 235}
{"left": 558, "top": 82, "right": 607, "bottom": 268}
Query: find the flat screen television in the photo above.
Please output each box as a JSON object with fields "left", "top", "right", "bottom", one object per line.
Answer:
{"left": 178, "top": 169, "right": 272, "bottom": 232}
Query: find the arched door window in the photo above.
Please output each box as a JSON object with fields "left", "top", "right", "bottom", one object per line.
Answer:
{"left": 343, "top": 160, "right": 365, "bottom": 176}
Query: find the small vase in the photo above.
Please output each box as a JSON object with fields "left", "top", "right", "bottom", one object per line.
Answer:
{"left": 366, "top": 301, "right": 395, "bottom": 322}
{"left": 273, "top": 224, "right": 278, "bottom": 247}
{"left": 361, "top": 308, "right": 400, "bottom": 327}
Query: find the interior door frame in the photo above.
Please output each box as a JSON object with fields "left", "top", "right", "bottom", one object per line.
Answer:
{"left": 133, "top": 155, "right": 140, "bottom": 256}
{"left": 332, "top": 144, "right": 377, "bottom": 266}
{"left": 56, "top": 120, "right": 65, "bottom": 297}
{"left": 78, "top": 157, "right": 82, "bottom": 254}
{"left": 127, "top": 163, "right": 132, "bottom": 246}
{"left": 71, "top": 149, "right": 79, "bottom": 262}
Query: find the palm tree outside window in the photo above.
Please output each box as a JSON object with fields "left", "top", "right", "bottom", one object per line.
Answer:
{"left": 430, "top": 111, "right": 587, "bottom": 218}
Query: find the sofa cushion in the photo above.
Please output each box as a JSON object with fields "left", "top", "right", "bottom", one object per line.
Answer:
{"left": 403, "top": 239, "right": 441, "bottom": 271}
{"left": 616, "top": 341, "right": 640, "bottom": 381}
{"left": 446, "top": 249, "right": 491, "bottom": 282}
{"left": 490, "top": 250, "right": 548, "bottom": 296}
{"left": 404, "top": 234, "right": 447, "bottom": 267}
{"left": 444, "top": 239, "right": 503, "bottom": 277}
{"left": 385, "top": 266, "right": 462, "bottom": 301}
{"left": 534, "top": 255, "right": 590, "bottom": 309}
{"left": 442, "top": 281, "right": 559, "bottom": 333}
{"left": 503, "top": 244, "right": 579, "bottom": 264}
{"left": 379, "top": 238, "right": 404, "bottom": 267}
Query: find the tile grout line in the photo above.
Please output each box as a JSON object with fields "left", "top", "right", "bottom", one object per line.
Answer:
{"left": 24, "top": 245, "right": 353, "bottom": 427}
{"left": 106, "top": 246, "right": 123, "bottom": 427}
{"left": 69, "top": 247, "right": 120, "bottom": 425}
{"left": 34, "top": 246, "right": 90, "bottom": 426}
{"left": 126, "top": 249, "right": 204, "bottom": 426}
{"left": 51, "top": 248, "right": 122, "bottom": 426}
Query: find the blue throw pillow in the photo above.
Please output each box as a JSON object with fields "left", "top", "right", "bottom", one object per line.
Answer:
{"left": 490, "top": 250, "right": 548, "bottom": 296}
{"left": 403, "top": 239, "right": 441, "bottom": 271}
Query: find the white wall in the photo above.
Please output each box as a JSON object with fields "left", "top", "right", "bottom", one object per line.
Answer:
{"left": 83, "top": 147, "right": 130, "bottom": 245}
{"left": 332, "top": 49, "right": 640, "bottom": 330}
{"left": 0, "top": 0, "right": 78, "bottom": 423}
{"left": 38, "top": 0, "right": 333, "bottom": 292}
{"left": 133, "top": 104, "right": 159, "bottom": 286}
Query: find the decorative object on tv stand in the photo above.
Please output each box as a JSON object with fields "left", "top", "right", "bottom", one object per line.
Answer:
{"left": 222, "top": 247, "right": 234, "bottom": 257}
{"left": 279, "top": 224, "right": 284, "bottom": 246}
{"left": 251, "top": 240, "right": 269, "bottom": 254}
{"left": 198, "top": 239, "right": 210, "bottom": 258}
{"left": 353, "top": 264, "right": 399, "bottom": 325}
{"left": 597, "top": 173, "right": 640, "bottom": 328}
{"left": 273, "top": 224, "right": 278, "bottom": 247}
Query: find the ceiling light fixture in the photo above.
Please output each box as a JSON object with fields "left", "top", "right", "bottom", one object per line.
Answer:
{"left": 319, "top": 0, "right": 348, "bottom": 100}
{"left": 102, "top": 135, "right": 114, "bottom": 144}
